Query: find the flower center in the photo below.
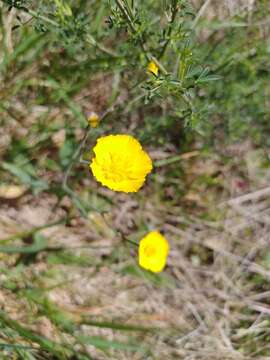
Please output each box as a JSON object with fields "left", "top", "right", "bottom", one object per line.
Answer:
{"left": 102, "top": 154, "right": 133, "bottom": 182}
{"left": 144, "top": 244, "right": 157, "bottom": 257}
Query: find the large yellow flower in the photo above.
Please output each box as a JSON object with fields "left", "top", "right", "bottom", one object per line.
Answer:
{"left": 139, "top": 231, "right": 169, "bottom": 273}
{"left": 90, "top": 134, "right": 153, "bottom": 193}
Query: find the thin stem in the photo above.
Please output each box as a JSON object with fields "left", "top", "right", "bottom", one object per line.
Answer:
{"left": 85, "top": 34, "right": 117, "bottom": 57}
{"left": 154, "top": 150, "right": 199, "bottom": 167}
{"left": 117, "top": 228, "right": 139, "bottom": 247}
{"left": 0, "top": 217, "right": 69, "bottom": 244}
{"left": 5, "top": 3, "right": 116, "bottom": 57}
{"left": 159, "top": 0, "right": 179, "bottom": 59}
{"left": 125, "top": 238, "right": 139, "bottom": 247}
{"left": 122, "top": 0, "right": 134, "bottom": 21}
{"left": 62, "top": 126, "right": 91, "bottom": 191}
{"left": 115, "top": 0, "right": 168, "bottom": 74}
{"left": 115, "top": 0, "right": 136, "bottom": 32}
{"left": 62, "top": 103, "right": 118, "bottom": 216}
{"left": 151, "top": 56, "right": 168, "bottom": 75}
{"left": 27, "top": 9, "right": 59, "bottom": 27}
{"left": 191, "top": 0, "right": 212, "bottom": 30}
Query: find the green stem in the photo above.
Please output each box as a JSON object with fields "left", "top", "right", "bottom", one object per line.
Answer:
{"left": 118, "top": 230, "right": 139, "bottom": 247}
{"left": 115, "top": 0, "right": 168, "bottom": 74}
{"left": 115, "top": 0, "right": 136, "bottom": 33}
{"left": 0, "top": 217, "right": 68, "bottom": 244}
{"left": 125, "top": 238, "right": 139, "bottom": 247}
{"left": 27, "top": 9, "right": 59, "bottom": 27}
{"left": 5, "top": 3, "right": 116, "bottom": 57}
{"left": 0, "top": 311, "right": 73, "bottom": 359}
{"left": 62, "top": 103, "right": 118, "bottom": 216}
{"left": 122, "top": 0, "right": 134, "bottom": 22}
{"left": 159, "top": 0, "right": 179, "bottom": 59}
{"left": 62, "top": 125, "right": 91, "bottom": 192}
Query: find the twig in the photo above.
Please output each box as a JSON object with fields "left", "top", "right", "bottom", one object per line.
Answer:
{"left": 227, "top": 186, "right": 270, "bottom": 206}
{"left": 115, "top": 0, "right": 168, "bottom": 74}
{"left": 154, "top": 151, "right": 199, "bottom": 167}
{"left": 164, "top": 223, "right": 270, "bottom": 280}
{"left": 159, "top": 0, "right": 179, "bottom": 59}
{"left": 191, "top": 0, "right": 212, "bottom": 30}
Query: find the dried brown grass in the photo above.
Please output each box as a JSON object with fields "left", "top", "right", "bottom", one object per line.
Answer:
{"left": 0, "top": 146, "right": 269, "bottom": 359}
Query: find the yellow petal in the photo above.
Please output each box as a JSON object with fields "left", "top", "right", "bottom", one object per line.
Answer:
{"left": 147, "top": 61, "right": 159, "bottom": 76}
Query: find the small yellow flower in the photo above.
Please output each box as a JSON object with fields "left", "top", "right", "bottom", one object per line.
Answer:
{"left": 88, "top": 112, "right": 100, "bottom": 128}
{"left": 147, "top": 61, "right": 159, "bottom": 76}
{"left": 139, "top": 231, "right": 169, "bottom": 273}
{"left": 90, "top": 134, "right": 153, "bottom": 193}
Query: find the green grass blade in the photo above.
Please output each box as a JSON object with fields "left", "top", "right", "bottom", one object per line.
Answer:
{"left": 0, "top": 343, "right": 33, "bottom": 349}
{"left": 80, "top": 318, "right": 156, "bottom": 332}
{"left": 0, "top": 234, "right": 48, "bottom": 254}
{"left": 0, "top": 311, "right": 72, "bottom": 359}
{"left": 77, "top": 335, "right": 143, "bottom": 352}
{"left": 0, "top": 32, "right": 44, "bottom": 72}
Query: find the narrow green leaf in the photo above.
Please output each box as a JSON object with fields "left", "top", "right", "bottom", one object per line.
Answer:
{"left": 2, "top": 162, "right": 32, "bottom": 185}
{"left": 77, "top": 335, "right": 143, "bottom": 352}
{"left": 0, "top": 32, "right": 44, "bottom": 72}
{"left": 81, "top": 318, "right": 156, "bottom": 332}
{"left": 196, "top": 75, "right": 222, "bottom": 83}
{"left": 0, "top": 343, "right": 33, "bottom": 349}
{"left": 0, "top": 234, "right": 48, "bottom": 254}
{"left": 1, "top": 162, "right": 48, "bottom": 194}
{"left": 121, "top": 264, "right": 175, "bottom": 287}
{"left": 0, "top": 311, "right": 71, "bottom": 359}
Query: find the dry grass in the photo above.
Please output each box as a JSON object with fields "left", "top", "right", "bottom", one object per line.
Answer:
{"left": 0, "top": 146, "right": 269, "bottom": 359}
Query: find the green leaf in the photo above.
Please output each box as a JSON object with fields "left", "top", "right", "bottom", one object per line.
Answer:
{"left": 59, "top": 138, "right": 77, "bottom": 168}
{"left": 2, "top": 162, "right": 32, "bottom": 184}
{"left": 0, "top": 234, "right": 48, "bottom": 254}
{"left": 1, "top": 162, "right": 48, "bottom": 194}
{"left": 0, "top": 32, "right": 44, "bottom": 72}
{"left": 81, "top": 318, "right": 156, "bottom": 332}
{"left": 196, "top": 75, "right": 222, "bottom": 84}
{"left": 46, "top": 78, "right": 87, "bottom": 126}
{"left": 77, "top": 335, "right": 143, "bottom": 352}
{"left": 47, "top": 252, "right": 94, "bottom": 266}
{"left": 0, "top": 343, "right": 33, "bottom": 350}
{"left": 121, "top": 264, "right": 175, "bottom": 287}
{"left": 0, "top": 311, "right": 71, "bottom": 359}
{"left": 263, "top": 251, "right": 270, "bottom": 269}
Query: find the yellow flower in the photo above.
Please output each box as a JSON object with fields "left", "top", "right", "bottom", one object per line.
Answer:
{"left": 88, "top": 112, "right": 100, "bottom": 128}
{"left": 147, "top": 61, "right": 159, "bottom": 76}
{"left": 90, "top": 134, "right": 153, "bottom": 193}
{"left": 139, "top": 231, "right": 169, "bottom": 273}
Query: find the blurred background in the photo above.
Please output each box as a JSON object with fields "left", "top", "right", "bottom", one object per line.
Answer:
{"left": 0, "top": 0, "right": 269, "bottom": 359}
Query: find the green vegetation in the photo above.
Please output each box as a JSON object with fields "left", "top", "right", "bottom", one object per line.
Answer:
{"left": 0, "top": 1, "right": 269, "bottom": 359}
